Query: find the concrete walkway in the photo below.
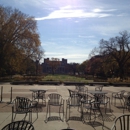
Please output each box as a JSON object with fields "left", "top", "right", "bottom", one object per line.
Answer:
{"left": 0, "top": 83, "right": 129, "bottom": 130}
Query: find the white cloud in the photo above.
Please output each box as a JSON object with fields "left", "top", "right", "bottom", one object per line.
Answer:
{"left": 44, "top": 53, "right": 89, "bottom": 63}
{"left": 45, "top": 52, "right": 63, "bottom": 55}
{"left": 78, "top": 35, "right": 95, "bottom": 38}
{"left": 35, "top": 6, "right": 115, "bottom": 20}
{"left": 93, "top": 8, "right": 117, "bottom": 13}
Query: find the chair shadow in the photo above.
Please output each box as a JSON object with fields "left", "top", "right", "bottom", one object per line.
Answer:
{"left": 67, "top": 116, "right": 82, "bottom": 121}
{"left": 37, "top": 103, "right": 46, "bottom": 112}
{"left": 82, "top": 106, "right": 115, "bottom": 129}
{"left": 84, "top": 121, "right": 106, "bottom": 130}
{"left": 98, "top": 113, "right": 116, "bottom": 122}
{"left": 116, "top": 106, "right": 124, "bottom": 110}
{"left": 45, "top": 116, "right": 63, "bottom": 123}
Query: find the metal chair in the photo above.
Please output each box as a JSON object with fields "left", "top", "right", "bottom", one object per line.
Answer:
{"left": 123, "top": 93, "right": 130, "bottom": 113}
{"left": 78, "top": 85, "right": 85, "bottom": 92}
{"left": 66, "top": 93, "right": 82, "bottom": 122}
{"left": 68, "top": 89, "right": 78, "bottom": 97}
{"left": 82, "top": 100, "right": 103, "bottom": 125}
{"left": 111, "top": 114, "right": 130, "bottom": 130}
{"left": 95, "top": 94, "right": 111, "bottom": 113}
{"left": 1, "top": 120, "right": 35, "bottom": 130}
{"left": 32, "top": 90, "right": 46, "bottom": 105}
{"left": 12, "top": 96, "right": 38, "bottom": 122}
{"left": 78, "top": 86, "right": 88, "bottom": 98}
{"left": 45, "top": 93, "right": 64, "bottom": 122}
{"left": 111, "top": 90, "right": 126, "bottom": 107}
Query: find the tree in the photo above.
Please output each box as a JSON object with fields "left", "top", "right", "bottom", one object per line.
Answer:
{"left": 0, "top": 5, "right": 44, "bottom": 76}
{"left": 33, "top": 47, "right": 44, "bottom": 75}
{"left": 86, "top": 55, "right": 104, "bottom": 78}
{"left": 77, "top": 60, "right": 88, "bottom": 75}
{"left": 99, "top": 30, "right": 130, "bottom": 80}
{"left": 47, "top": 58, "right": 60, "bottom": 75}
{"left": 68, "top": 63, "right": 78, "bottom": 75}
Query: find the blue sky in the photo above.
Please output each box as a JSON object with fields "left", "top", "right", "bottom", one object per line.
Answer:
{"left": 1, "top": 0, "right": 130, "bottom": 63}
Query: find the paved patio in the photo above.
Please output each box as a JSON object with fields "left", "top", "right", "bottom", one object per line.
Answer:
{"left": 0, "top": 82, "right": 129, "bottom": 130}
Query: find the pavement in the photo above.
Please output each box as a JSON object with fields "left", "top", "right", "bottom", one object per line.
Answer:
{"left": 0, "top": 83, "right": 129, "bottom": 130}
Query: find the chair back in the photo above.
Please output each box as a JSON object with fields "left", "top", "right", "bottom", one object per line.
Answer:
{"left": 78, "top": 85, "right": 85, "bottom": 92}
{"left": 68, "top": 94, "right": 81, "bottom": 106}
{"left": 78, "top": 86, "right": 88, "bottom": 100}
{"left": 120, "top": 90, "right": 126, "bottom": 97}
{"left": 75, "top": 84, "right": 79, "bottom": 90}
{"left": 111, "top": 114, "right": 130, "bottom": 130}
{"left": 13, "top": 96, "right": 31, "bottom": 112}
{"left": 48, "top": 93, "right": 62, "bottom": 105}
{"left": 95, "top": 86, "right": 103, "bottom": 91}
{"left": 1, "top": 120, "right": 35, "bottom": 130}
{"left": 68, "top": 89, "right": 78, "bottom": 97}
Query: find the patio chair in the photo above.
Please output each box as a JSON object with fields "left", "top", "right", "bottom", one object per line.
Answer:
{"left": 66, "top": 93, "right": 82, "bottom": 122}
{"left": 78, "top": 86, "right": 88, "bottom": 98}
{"left": 32, "top": 90, "right": 46, "bottom": 105}
{"left": 12, "top": 96, "right": 38, "bottom": 122}
{"left": 75, "top": 84, "right": 80, "bottom": 90}
{"left": 82, "top": 100, "right": 104, "bottom": 125}
{"left": 1, "top": 120, "right": 35, "bottom": 130}
{"left": 111, "top": 114, "right": 130, "bottom": 130}
{"left": 96, "top": 94, "right": 111, "bottom": 113}
{"left": 123, "top": 93, "right": 130, "bottom": 113}
{"left": 78, "top": 85, "right": 85, "bottom": 92}
{"left": 111, "top": 90, "right": 126, "bottom": 107}
{"left": 68, "top": 89, "right": 78, "bottom": 97}
{"left": 45, "top": 93, "right": 64, "bottom": 122}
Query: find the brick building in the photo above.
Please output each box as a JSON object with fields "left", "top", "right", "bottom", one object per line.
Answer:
{"left": 42, "top": 58, "right": 69, "bottom": 74}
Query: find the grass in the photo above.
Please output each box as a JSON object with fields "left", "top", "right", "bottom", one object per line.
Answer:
{"left": 42, "top": 74, "right": 90, "bottom": 83}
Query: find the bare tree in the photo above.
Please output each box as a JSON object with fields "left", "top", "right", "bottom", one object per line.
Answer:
{"left": 99, "top": 30, "right": 130, "bottom": 80}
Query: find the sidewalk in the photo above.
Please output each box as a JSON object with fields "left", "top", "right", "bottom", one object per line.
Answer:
{"left": 0, "top": 83, "right": 129, "bottom": 130}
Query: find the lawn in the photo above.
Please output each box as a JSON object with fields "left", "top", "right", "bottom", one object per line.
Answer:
{"left": 42, "top": 74, "right": 91, "bottom": 83}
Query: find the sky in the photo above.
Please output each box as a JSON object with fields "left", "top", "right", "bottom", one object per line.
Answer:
{"left": 1, "top": 0, "right": 130, "bottom": 64}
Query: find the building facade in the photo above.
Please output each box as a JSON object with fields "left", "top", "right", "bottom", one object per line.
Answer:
{"left": 42, "top": 58, "right": 69, "bottom": 74}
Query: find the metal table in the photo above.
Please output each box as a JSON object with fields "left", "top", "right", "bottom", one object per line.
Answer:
{"left": 88, "top": 91, "right": 108, "bottom": 102}
{"left": 88, "top": 91, "right": 108, "bottom": 95}
{"left": 30, "top": 89, "right": 48, "bottom": 104}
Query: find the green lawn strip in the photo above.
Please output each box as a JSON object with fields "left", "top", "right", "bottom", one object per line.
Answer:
{"left": 42, "top": 74, "right": 88, "bottom": 83}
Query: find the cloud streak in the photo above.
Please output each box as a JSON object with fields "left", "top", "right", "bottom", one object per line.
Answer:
{"left": 35, "top": 6, "right": 115, "bottom": 20}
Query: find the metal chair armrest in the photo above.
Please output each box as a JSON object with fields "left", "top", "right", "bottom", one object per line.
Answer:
{"left": 31, "top": 100, "right": 38, "bottom": 107}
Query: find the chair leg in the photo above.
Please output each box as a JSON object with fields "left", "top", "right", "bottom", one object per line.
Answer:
{"left": 29, "top": 111, "right": 32, "bottom": 122}
{"left": 59, "top": 105, "right": 63, "bottom": 121}
{"left": 61, "top": 104, "right": 64, "bottom": 121}
{"left": 12, "top": 113, "right": 16, "bottom": 122}
{"left": 114, "top": 98, "right": 116, "bottom": 106}
{"left": 111, "top": 97, "right": 113, "bottom": 104}
{"left": 66, "top": 105, "right": 70, "bottom": 122}
{"left": 120, "top": 99, "right": 124, "bottom": 108}
{"left": 49, "top": 105, "right": 51, "bottom": 117}
{"left": 12, "top": 113, "right": 13, "bottom": 122}
{"left": 109, "top": 102, "right": 112, "bottom": 112}
{"left": 104, "top": 104, "right": 107, "bottom": 113}
{"left": 66, "top": 104, "right": 68, "bottom": 121}
{"left": 45, "top": 103, "right": 49, "bottom": 123}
